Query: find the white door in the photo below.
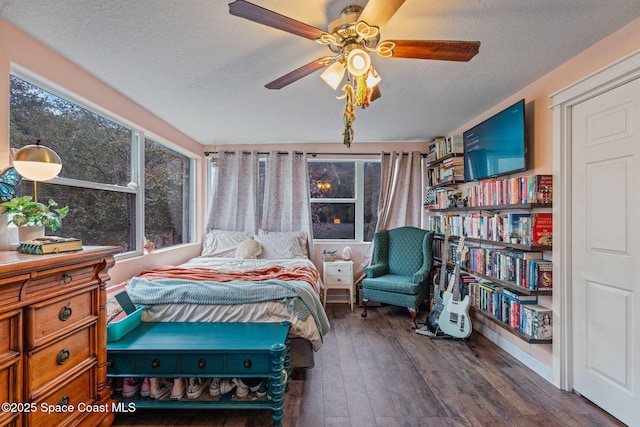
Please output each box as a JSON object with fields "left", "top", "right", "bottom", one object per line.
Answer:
{"left": 571, "top": 77, "right": 640, "bottom": 426}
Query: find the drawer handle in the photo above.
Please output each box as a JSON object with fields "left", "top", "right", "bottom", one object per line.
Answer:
{"left": 198, "top": 359, "right": 207, "bottom": 368}
{"left": 62, "top": 273, "right": 72, "bottom": 284}
{"left": 57, "top": 349, "right": 70, "bottom": 365}
{"left": 57, "top": 395, "right": 70, "bottom": 406}
{"left": 337, "top": 278, "right": 342, "bottom": 282}
{"left": 151, "top": 359, "right": 161, "bottom": 369}
{"left": 243, "top": 359, "right": 252, "bottom": 369}
{"left": 337, "top": 269, "right": 342, "bottom": 272}
{"left": 59, "top": 305, "right": 73, "bottom": 321}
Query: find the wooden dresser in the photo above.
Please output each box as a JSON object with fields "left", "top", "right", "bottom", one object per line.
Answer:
{"left": 0, "top": 246, "right": 120, "bottom": 427}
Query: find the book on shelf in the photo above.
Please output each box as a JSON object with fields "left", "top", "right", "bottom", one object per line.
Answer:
{"left": 533, "top": 174, "right": 553, "bottom": 203}
{"left": 530, "top": 259, "right": 553, "bottom": 290}
{"left": 521, "top": 304, "right": 552, "bottom": 339}
{"left": 506, "top": 213, "right": 530, "bottom": 243}
{"left": 16, "top": 236, "right": 83, "bottom": 255}
{"left": 531, "top": 213, "right": 553, "bottom": 246}
{"left": 501, "top": 288, "right": 538, "bottom": 304}
{"left": 445, "top": 135, "right": 464, "bottom": 154}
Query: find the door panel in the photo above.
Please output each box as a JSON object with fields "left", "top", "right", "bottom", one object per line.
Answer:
{"left": 571, "top": 77, "right": 640, "bottom": 426}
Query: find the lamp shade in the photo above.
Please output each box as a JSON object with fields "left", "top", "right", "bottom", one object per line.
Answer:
{"left": 346, "top": 48, "right": 371, "bottom": 76}
{"left": 13, "top": 143, "right": 62, "bottom": 181}
{"left": 320, "top": 61, "right": 346, "bottom": 90}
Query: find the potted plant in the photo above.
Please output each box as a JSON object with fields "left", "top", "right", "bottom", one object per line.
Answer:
{"left": 0, "top": 196, "right": 69, "bottom": 241}
{"left": 508, "top": 231, "right": 520, "bottom": 244}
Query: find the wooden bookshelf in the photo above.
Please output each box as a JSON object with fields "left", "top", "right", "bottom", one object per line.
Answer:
{"left": 472, "top": 308, "right": 552, "bottom": 344}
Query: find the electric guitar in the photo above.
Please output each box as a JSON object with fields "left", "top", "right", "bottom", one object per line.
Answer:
{"left": 438, "top": 237, "right": 472, "bottom": 338}
{"left": 426, "top": 224, "right": 451, "bottom": 332}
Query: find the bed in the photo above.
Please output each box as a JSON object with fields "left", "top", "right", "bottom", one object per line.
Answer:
{"left": 116, "top": 229, "right": 329, "bottom": 369}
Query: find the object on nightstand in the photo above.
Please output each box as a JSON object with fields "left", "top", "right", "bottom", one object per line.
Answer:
{"left": 341, "top": 246, "right": 351, "bottom": 260}
{"left": 322, "top": 249, "right": 337, "bottom": 262}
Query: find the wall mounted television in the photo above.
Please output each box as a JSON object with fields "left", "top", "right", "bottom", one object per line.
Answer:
{"left": 463, "top": 99, "right": 527, "bottom": 182}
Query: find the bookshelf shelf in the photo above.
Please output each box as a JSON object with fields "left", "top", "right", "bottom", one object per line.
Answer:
{"left": 434, "top": 233, "right": 552, "bottom": 252}
{"left": 425, "top": 174, "right": 553, "bottom": 344}
{"left": 425, "top": 152, "right": 463, "bottom": 168}
{"left": 426, "top": 180, "right": 465, "bottom": 190}
{"left": 460, "top": 266, "right": 552, "bottom": 296}
{"left": 425, "top": 202, "right": 552, "bottom": 212}
{"left": 471, "top": 308, "right": 552, "bottom": 344}
{"left": 434, "top": 257, "right": 552, "bottom": 296}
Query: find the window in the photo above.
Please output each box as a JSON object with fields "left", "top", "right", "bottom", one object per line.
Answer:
{"left": 309, "top": 160, "right": 380, "bottom": 241}
{"left": 144, "top": 138, "right": 192, "bottom": 250}
{"left": 9, "top": 74, "right": 192, "bottom": 253}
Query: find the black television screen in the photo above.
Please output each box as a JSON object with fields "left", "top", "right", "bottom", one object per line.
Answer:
{"left": 463, "top": 99, "right": 526, "bottom": 182}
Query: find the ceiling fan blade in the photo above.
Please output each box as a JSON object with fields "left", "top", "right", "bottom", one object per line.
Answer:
{"left": 229, "top": 0, "right": 327, "bottom": 40}
{"left": 358, "top": 0, "right": 406, "bottom": 28}
{"left": 388, "top": 40, "right": 480, "bottom": 62}
{"left": 265, "top": 59, "right": 327, "bottom": 90}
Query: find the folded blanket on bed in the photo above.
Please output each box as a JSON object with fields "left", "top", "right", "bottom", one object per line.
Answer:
{"left": 126, "top": 277, "right": 330, "bottom": 338}
{"left": 135, "top": 265, "right": 320, "bottom": 294}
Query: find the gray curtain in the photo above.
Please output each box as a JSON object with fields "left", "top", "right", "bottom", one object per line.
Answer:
{"left": 376, "top": 151, "right": 423, "bottom": 230}
{"left": 356, "top": 151, "right": 423, "bottom": 281}
{"left": 261, "top": 151, "right": 314, "bottom": 254}
{"left": 205, "top": 150, "right": 259, "bottom": 233}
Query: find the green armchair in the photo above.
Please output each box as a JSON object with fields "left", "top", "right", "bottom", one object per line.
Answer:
{"left": 361, "top": 226, "right": 434, "bottom": 328}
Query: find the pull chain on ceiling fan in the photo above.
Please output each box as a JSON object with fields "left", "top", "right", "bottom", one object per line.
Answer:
{"left": 228, "top": 0, "right": 480, "bottom": 146}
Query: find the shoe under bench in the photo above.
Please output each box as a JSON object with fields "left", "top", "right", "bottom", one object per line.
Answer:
{"left": 106, "top": 321, "right": 291, "bottom": 426}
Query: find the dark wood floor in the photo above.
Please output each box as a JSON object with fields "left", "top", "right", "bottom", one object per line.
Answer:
{"left": 112, "top": 304, "right": 625, "bottom": 427}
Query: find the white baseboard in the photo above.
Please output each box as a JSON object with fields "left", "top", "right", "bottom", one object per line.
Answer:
{"left": 475, "top": 323, "right": 554, "bottom": 384}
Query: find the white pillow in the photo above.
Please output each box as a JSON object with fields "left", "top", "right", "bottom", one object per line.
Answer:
{"left": 257, "top": 229, "right": 309, "bottom": 258}
{"left": 236, "top": 239, "right": 262, "bottom": 259}
{"left": 255, "top": 230, "right": 306, "bottom": 259}
{"left": 201, "top": 230, "right": 253, "bottom": 257}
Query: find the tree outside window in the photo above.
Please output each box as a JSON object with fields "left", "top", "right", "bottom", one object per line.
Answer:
{"left": 9, "top": 75, "right": 192, "bottom": 253}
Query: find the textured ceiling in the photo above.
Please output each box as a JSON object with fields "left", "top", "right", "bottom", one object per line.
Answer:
{"left": 2, "top": 0, "right": 640, "bottom": 146}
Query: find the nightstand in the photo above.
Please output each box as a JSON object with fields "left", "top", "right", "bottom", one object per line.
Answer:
{"left": 322, "top": 260, "right": 354, "bottom": 311}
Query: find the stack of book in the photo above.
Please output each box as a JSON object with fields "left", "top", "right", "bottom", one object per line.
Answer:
{"left": 17, "top": 236, "right": 83, "bottom": 255}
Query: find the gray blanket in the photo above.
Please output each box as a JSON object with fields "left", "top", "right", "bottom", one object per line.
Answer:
{"left": 126, "top": 277, "right": 330, "bottom": 338}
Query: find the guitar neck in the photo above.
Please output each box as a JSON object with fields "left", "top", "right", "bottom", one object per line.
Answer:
{"left": 439, "top": 236, "right": 449, "bottom": 291}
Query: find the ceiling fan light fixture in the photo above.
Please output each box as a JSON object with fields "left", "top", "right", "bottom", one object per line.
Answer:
{"left": 346, "top": 48, "right": 371, "bottom": 76}
{"left": 365, "top": 66, "right": 381, "bottom": 88}
{"left": 321, "top": 61, "right": 346, "bottom": 90}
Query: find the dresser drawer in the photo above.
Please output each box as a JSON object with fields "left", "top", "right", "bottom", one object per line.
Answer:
{"left": 108, "top": 351, "right": 180, "bottom": 376}
{"left": 179, "top": 353, "right": 226, "bottom": 375}
{"left": 0, "top": 311, "right": 21, "bottom": 356}
{"left": 23, "top": 263, "right": 97, "bottom": 300}
{"left": 28, "top": 367, "right": 93, "bottom": 427}
{"left": 0, "top": 275, "right": 28, "bottom": 308}
{"left": 26, "top": 325, "right": 94, "bottom": 395}
{"left": 0, "top": 358, "right": 21, "bottom": 407}
{"left": 26, "top": 289, "right": 96, "bottom": 349}
{"left": 226, "top": 351, "right": 271, "bottom": 375}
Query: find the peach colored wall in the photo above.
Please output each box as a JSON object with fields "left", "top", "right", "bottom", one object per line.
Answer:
{"left": 0, "top": 19, "right": 207, "bottom": 284}
{"left": 445, "top": 17, "right": 640, "bottom": 372}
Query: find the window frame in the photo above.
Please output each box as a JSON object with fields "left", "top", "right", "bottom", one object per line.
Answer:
{"left": 309, "top": 158, "right": 378, "bottom": 242}
{"left": 8, "top": 70, "right": 196, "bottom": 256}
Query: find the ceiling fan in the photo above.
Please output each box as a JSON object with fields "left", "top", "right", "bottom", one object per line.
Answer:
{"left": 228, "top": 0, "right": 480, "bottom": 146}
{"left": 229, "top": 0, "right": 480, "bottom": 89}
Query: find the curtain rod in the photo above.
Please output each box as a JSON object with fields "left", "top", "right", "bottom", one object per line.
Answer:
{"left": 204, "top": 151, "right": 427, "bottom": 157}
